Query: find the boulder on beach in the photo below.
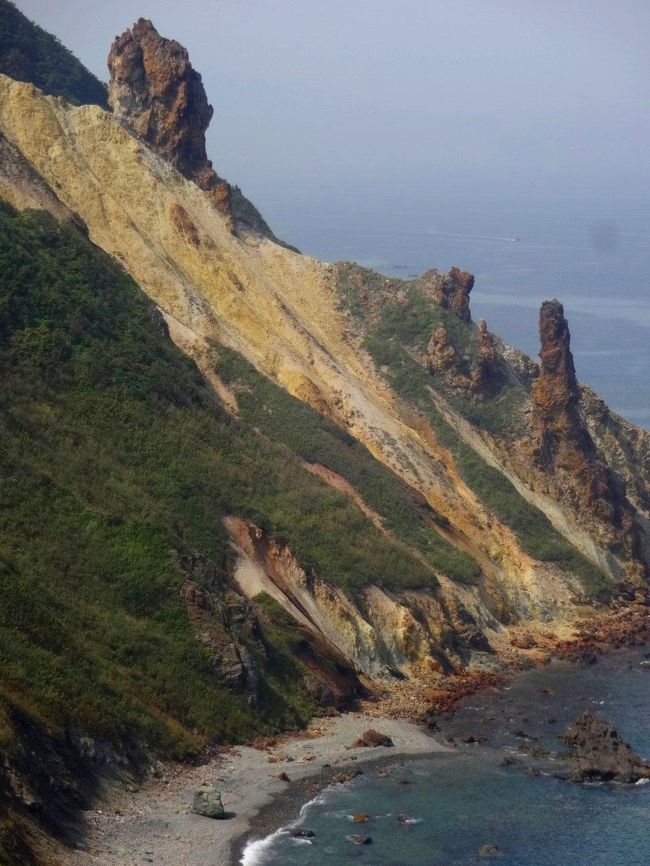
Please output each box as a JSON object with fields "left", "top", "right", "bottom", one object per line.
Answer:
{"left": 352, "top": 729, "right": 394, "bottom": 748}
{"left": 559, "top": 712, "right": 650, "bottom": 783}
{"left": 191, "top": 782, "right": 225, "bottom": 818}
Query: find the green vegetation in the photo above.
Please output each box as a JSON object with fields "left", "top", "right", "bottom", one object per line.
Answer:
{"left": 337, "top": 263, "right": 528, "bottom": 436}
{"left": 0, "top": 204, "right": 454, "bottom": 759}
{"left": 0, "top": 0, "right": 108, "bottom": 107}
{"left": 350, "top": 287, "right": 609, "bottom": 596}
{"left": 217, "top": 348, "right": 481, "bottom": 583}
{"left": 369, "top": 290, "right": 527, "bottom": 435}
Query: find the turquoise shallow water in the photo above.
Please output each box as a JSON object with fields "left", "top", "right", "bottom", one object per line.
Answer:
{"left": 242, "top": 649, "right": 650, "bottom": 866}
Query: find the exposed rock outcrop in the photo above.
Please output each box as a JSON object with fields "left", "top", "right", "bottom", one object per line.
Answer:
{"left": 529, "top": 300, "right": 643, "bottom": 571}
{"left": 470, "top": 319, "right": 501, "bottom": 398}
{"left": 531, "top": 299, "right": 592, "bottom": 464}
{"left": 107, "top": 18, "right": 290, "bottom": 245}
{"left": 108, "top": 19, "right": 231, "bottom": 218}
{"left": 224, "top": 516, "right": 472, "bottom": 679}
{"left": 418, "top": 266, "right": 474, "bottom": 321}
{"left": 178, "top": 559, "right": 262, "bottom": 697}
{"left": 427, "top": 326, "right": 456, "bottom": 371}
{"left": 559, "top": 712, "right": 650, "bottom": 783}
{"left": 433, "top": 266, "right": 474, "bottom": 322}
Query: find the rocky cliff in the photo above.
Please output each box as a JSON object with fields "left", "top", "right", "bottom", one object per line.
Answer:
{"left": 108, "top": 18, "right": 231, "bottom": 217}
{"left": 107, "top": 18, "right": 290, "bottom": 244}
{"left": 529, "top": 299, "right": 642, "bottom": 568}
{"left": 0, "top": 13, "right": 648, "bottom": 864}
{"left": 0, "top": 24, "right": 647, "bottom": 609}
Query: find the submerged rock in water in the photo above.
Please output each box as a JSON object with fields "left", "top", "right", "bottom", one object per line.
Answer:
{"left": 346, "top": 834, "right": 372, "bottom": 845}
{"left": 479, "top": 843, "right": 503, "bottom": 858}
{"left": 558, "top": 712, "right": 650, "bottom": 783}
{"left": 191, "top": 782, "right": 225, "bottom": 818}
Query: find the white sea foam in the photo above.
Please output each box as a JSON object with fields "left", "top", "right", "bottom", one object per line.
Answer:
{"left": 240, "top": 790, "right": 330, "bottom": 865}
{"left": 240, "top": 828, "right": 289, "bottom": 866}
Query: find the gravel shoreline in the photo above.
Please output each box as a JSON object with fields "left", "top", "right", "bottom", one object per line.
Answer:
{"left": 230, "top": 746, "right": 444, "bottom": 866}
{"left": 63, "top": 714, "right": 447, "bottom": 866}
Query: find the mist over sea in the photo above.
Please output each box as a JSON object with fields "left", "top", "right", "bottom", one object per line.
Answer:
{"left": 271, "top": 195, "right": 650, "bottom": 428}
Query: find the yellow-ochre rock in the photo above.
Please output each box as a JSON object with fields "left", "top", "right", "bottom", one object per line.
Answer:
{"left": 0, "top": 74, "right": 615, "bottom": 656}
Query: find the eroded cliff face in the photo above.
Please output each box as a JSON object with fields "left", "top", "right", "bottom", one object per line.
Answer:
{"left": 225, "top": 516, "right": 471, "bottom": 677}
{"left": 528, "top": 300, "right": 642, "bottom": 569}
{"left": 108, "top": 18, "right": 231, "bottom": 218}
{"left": 0, "top": 32, "right": 647, "bottom": 687}
{"left": 107, "top": 19, "right": 288, "bottom": 243}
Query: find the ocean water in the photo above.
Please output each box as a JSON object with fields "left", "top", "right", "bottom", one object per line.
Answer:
{"left": 272, "top": 198, "right": 650, "bottom": 428}
{"left": 242, "top": 648, "right": 650, "bottom": 866}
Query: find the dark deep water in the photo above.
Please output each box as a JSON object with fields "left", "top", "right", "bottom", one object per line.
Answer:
{"left": 242, "top": 648, "right": 650, "bottom": 866}
{"left": 272, "top": 199, "right": 650, "bottom": 428}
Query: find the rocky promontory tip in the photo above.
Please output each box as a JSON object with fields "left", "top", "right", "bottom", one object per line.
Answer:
{"left": 107, "top": 19, "right": 231, "bottom": 218}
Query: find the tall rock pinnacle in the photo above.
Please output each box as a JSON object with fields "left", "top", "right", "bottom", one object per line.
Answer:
{"left": 531, "top": 298, "right": 589, "bottom": 462}
{"left": 107, "top": 18, "right": 231, "bottom": 216}
{"left": 443, "top": 267, "right": 474, "bottom": 322}
{"left": 529, "top": 299, "right": 642, "bottom": 569}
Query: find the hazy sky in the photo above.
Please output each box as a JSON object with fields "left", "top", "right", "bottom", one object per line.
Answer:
{"left": 15, "top": 1, "right": 650, "bottom": 221}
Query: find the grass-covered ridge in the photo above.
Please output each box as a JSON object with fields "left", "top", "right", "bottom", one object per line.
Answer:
{"left": 216, "top": 347, "right": 481, "bottom": 584}
{"left": 336, "top": 262, "right": 528, "bottom": 436}
{"left": 334, "top": 263, "right": 610, "bottom": 597}
{"left": 0, "top": 0, "right": 108, "bottom": 107}
{"left": 0, "top": 204, "right": 454, "bottom": 761}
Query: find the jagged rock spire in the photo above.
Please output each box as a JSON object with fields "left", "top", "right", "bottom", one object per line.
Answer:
{"left": 531, "top": 299, "right": 589, "bottom": 462}
{"left": 107, "top": 18, "right": 231, "bottom": 216}
{"left": 443, "top": 267, "right": 474, "bottom": 322}
{"left": 419, "top": 266, "right": 474, "bottom": 322}
{"left": 536, "top": 299, "right": 578, "bottom": 403}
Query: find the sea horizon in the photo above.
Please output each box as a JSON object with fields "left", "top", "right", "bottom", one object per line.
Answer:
{"left": 266, "top": 193, "right": 650, "bottom": 429}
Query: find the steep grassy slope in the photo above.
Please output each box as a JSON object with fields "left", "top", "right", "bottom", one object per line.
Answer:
{"left": 335, "top": 267, "right": 608, "bottom": 594}
{"left": 216, "top": 347, "right": 480, "bottom": 583}
{"left": 0, "top": 202, "right": 449, "bottom": 763}
{"left": 0, "top": 1, "right": 107, "bottom": 107}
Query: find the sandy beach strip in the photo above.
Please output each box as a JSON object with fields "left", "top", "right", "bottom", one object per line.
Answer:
{"left": 62, "top": 713, "right": 448, "bottom": 866}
